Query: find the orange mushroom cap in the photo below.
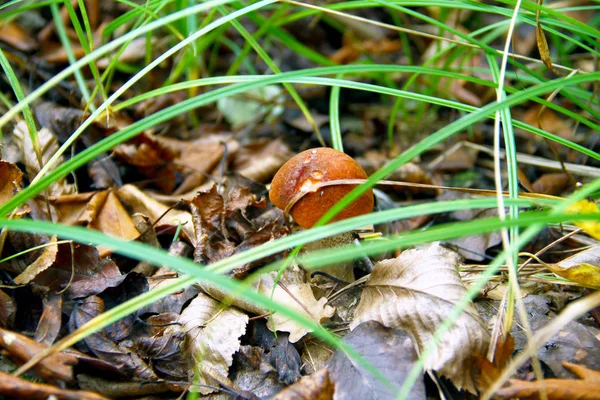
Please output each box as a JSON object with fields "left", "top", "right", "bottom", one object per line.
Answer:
{"left": 269, "top": 147, "right": 374, "bottom": 228}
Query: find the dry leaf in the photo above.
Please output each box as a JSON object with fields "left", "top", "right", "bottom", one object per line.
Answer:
{"left": 547, "top": 246, "right": 600, "bottom": 288}
{"left": 257, "top": 265, "right": 335, "bottom": 343}
{"left": 565, "top": 199, "right": 600, "bottom": 240}
{"left": 89, "top": 190, "right": 139, "bottom": 251}
{"left": 0, "top": 22, "right": 37, "bottom": 51}
{"left": 351, "top": 242, "right": 490, "bottom": 393}
{"left": 169, "top": 292, "right": 248, "bottom": 395}
{"left": 535, "top": 0, "right": 556, "bottom": 73}
{"left": 272, "top": 368, "right": 334, "bottom": 400}
{"left": 0, "top": 290, "right": 16, "bottom": 328}
{"left": 532, "top": 173, "right": 570, "bottom": 196}
{"left": 327, "top": 321, "right": 425, "bottom": 400}
{"left": 14, "top": 235, "right": 58, "bottom": 285}
{"left": 0, "top": 327, "right": 77, "bottom": 382}
{"left": 0, "top": 160, "right": 29, "bottom": 216}
{"left": 233, "top": 138, "right": 292, "bottom": 183}
{"left": 475, "top": 335, "right": 515, "bottom": 393}
{"left": 13, "top": 121, "right": 76, "bottom": 196}
{"left": 497, "top": 361, "right": 600, "bottom": 400}
{"left": 0, "top": 370, "right": 108, "bottom": 400}
{"left": 116, "top": 184, "right": 196, "bottom": 246}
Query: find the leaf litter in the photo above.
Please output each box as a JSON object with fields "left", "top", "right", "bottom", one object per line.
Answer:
{"left": 0, "top": 2, "right": 599, "bottom": 399}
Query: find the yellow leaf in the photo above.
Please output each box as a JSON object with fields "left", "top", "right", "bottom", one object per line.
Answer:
{"left": 565, "top": 199, "right": 600, "bottom": 240}
{"left": 547, "top": 246, "right": 600, "bottom": 288}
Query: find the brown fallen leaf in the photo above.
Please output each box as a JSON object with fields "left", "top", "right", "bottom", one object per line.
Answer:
{"left": 0, "top": 327, "right": 77, "bottom": 382}
{"left": 475, "top": 335, "right": 515, "bottom": 393}
{"left": 532, "top": 173, "right": 570, "bottom": 196}
{"left": 35, "top": 293, "right": 63, "bottom": 347}
{"left": 0, "top": 371, "right": 108, "bottom": 400}
{"left": 351, "top": 242, "right": 490, "bottom": 393}
{"left": 14, "top": 235, "right": 58, "bottom": 285}
{"left": 0, "top": 22, "right": 37, "bottom": 51}
{"left": 272, "top": 368, "right": 334, "bottom": 400}
{"left": 116, "top": 184, "right": 196, "bottom": 246}
{"left": 0, "top": 159, "right": 23, "bottom": 206}
{"left": 0, "top": 289, "right": 16, "bottom": 328}
{"left": 496, "top": 361, "right": 600, "bottom": 400}
{"left": 535, "top": 0, "right": 557, "bottom": 74}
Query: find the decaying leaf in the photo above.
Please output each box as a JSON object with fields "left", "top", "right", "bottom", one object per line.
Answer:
{"left": 272, "top": 368, "right": 334, "bottom": 400}
{"left": 248, "top": 320, "right": 302, "bottom": 385}
{"left": 547, "top": 246, "right": 600, "bottom": 287}
{"left": 0, "top": 371, "right": 108, "bottom": 400}
{"left": 0, "top": 290, "right": 16, "bottom": 329}
{"left": 0, "top": 327, "right": 77, "bottom": 382}
{"left": 475, "top": 335, "right": 515, "bottom": 393}
{"left": 117, "top": 184, "right": 196, "bottom": 245}
{"left": 34, "top": 293, "right": 63, "bottom": 346}
{"left": 13, "top": 121, "right": 76, "bottom": 196}
{"left": 0, "top": 160, "right": 23, "bottom": 206}
{"left": 257, "top": 265, "right": 335, "bottom": 343}
{"left": 14, "top": 235, "right": 58, "bottom": 285}
{"left": 233, "top": 138, "right": 292, "bottom": 183}
{"left": 497, "top": 361, "right": 600, "bottom": 400}
{"left": 351, "top": 242, "right": 490, "bottom": 393}
{"left": 69, "top": 295, "right": 155, "bottom": 380}
{"left": 169, "top": 292, "right": 248, "bottom": 395}
{"left": 327, "top": 321, "right": 425, "bottom": 400}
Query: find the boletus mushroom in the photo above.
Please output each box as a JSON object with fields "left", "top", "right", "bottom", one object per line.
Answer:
{"left": 269, "top": 147, "right": 374, "bottom": 228}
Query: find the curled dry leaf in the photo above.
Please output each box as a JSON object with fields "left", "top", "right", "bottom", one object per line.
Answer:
{"left": 166, "top": 292, "right": 248, "bottom": 395}
{"left": 496, "top": 361, "right": 600, "bottom": 400}
{"left": 14, "top": 235, "right": 58, "bottom": 285}
{"left": 272, "top": 368, "right": 334, "bottom": 400}
{"left": 116, "top": 184, "right": 196, "bottom": 246}
{"left": 257, "top": 265, "right": 335, "bottom": 343}
{"left": 547, "top": 245, "right": 600, "bottom": 288}
{"left": 0, "top": 327, "right": 77, "bottom": 382}
{"left": 0, "top": 160, "right": 23, "bottom": 206}
{"left": 351, "top": 242, "right": 490, "bottom": 393}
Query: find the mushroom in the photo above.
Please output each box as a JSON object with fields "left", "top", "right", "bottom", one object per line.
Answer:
{"left": 269, "top": 147, "right": 374, "bottom": 228}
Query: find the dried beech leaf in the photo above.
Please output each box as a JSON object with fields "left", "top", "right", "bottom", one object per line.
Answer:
{"left": 497, "top": 362, "right": 600, "bottom": 400}
{"left": 327, "top": 321, "right": 425, "bottom": 400}
{"left": 14, "top": 235, "right": 58, "bottom": 285}
{"left": 116, "top": 184, "right": 196, "bottom": 246}
{"left": 272, "top": 368, "right": 334, "bottom": 400}
{"left": 257, "top": 265, "right": 334, "bottom": 343}
{"left": 547, "top": 246, "right": 600, "bottom": 287}
{"left": 0, "top": 160, "right": 23, "bottom": 206}
{"left": 13, "top": 121, "right": 76, "bottom": 196}
{"left": 351, "top": 242, "right": 490, "bottom": 393}
{"left": 169, "top": 293, "right": 248, "bottom": 395}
